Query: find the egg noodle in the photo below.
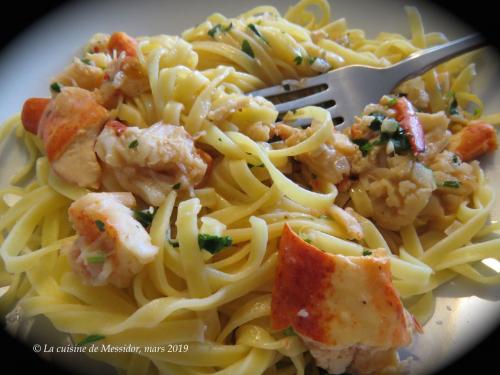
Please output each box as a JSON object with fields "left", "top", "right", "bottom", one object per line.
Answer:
{"left": 1, "top": 1, "right": 500, "bottom": 374}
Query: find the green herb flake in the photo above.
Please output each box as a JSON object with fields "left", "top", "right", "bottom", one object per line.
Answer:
{"left": 368, "top": 112, "right": 386, "bottom": 131}
{"left": 168, "top": 240, "right": 179, "bottom": 248}
{"left": 95, "top": 220, "right": 105, "bottom": 232}
{"left": 86, "top": 253, "right": 107, "bottom": 264}
{"left": 208, "top": 24, "right": 222, "bottom": 38}
{"left": 247, "top": 163, "right": 264, "bottom": 169}
{"left": 247, "top": 24, "right": 269, "bottom": 45}
{"left": 352, "top": 139, "right": 373, "bottom": 156}
{"left": 451, "top": 154, "right": 461, "bottom": 165}
{"left": 50, "top": 82, "right": 62, "bottom": 93}
{"left": 128, "top": 139, "right": 139, "bottom": 149}
{"left": 282, "top": 327, "right": 296, "bottom": 336}
{"left": 241, "top": 40, "right": 255, "bottom": 58}
{"left": 362, "top": 249, "right": 372, "bottom": 256}
{"left": 198, "top": 234, "right": 233, "bottom": 254}
{"left": 282, "top": 84, "right": 291, "bottom": 91}
{"left": 387, "top": 97, "right": 398, "bottom": 106}
{"left": 294, "top": 54, "right": 303, "bottom": 65}
{"left": 173, "top": 182, "right": 181, "bottom": 190}
{"left": 448, "top": 94, "right": 459, "bottom": 116}
{"left": 307, "top": 56, "right": 317, "bottom": 65}
{"left": 442, "top": 180, "right": 461, "bottom": 188}
{"left": 299, "top": 233, "right": 312, "bottom": 244}
{"left": 133, "top": 207, "right": 157, "bottom": 228}
{"left": 391, "top": 128, "right": 411, "bottom": 154}
{"left": 80, "top": 58, "right": 92, "bottom": 65}
{"left": 77, "top": 334, "right": 105, "bottom": 346}
{"left": 473, "top": 108, "right": 482, "bottom": 117}
{"left": 207, "top": 23, "right": 232, "bottom": 37}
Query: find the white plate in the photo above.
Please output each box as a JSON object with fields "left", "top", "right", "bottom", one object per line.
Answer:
{"left": 1, "top": 1, "right": 499, "bottom": 374}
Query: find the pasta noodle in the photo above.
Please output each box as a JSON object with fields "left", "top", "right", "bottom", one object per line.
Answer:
{"left": 1, "top": 1, "right": 499, "bottom": 374}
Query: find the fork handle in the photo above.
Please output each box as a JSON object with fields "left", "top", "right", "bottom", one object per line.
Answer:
{"left": 388, "top": 33, "right": 487, "bottom": 86}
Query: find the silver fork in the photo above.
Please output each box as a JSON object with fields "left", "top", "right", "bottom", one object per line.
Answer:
{"left": 250, "top": 34, "right": 486, "bottom": 129}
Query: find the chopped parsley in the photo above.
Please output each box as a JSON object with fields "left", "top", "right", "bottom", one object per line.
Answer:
{"left": 198, "top": 234, "right": 233, "bottom": 254}
{"left": 299, "top": 233, "right": 312, "bottom": 244}
{"left": 282, "top": 83, "right": 291, "bottom": 91}
{"left": 390, "top": 127, "right": 411, "bottom": 153}
{"left": 368, "top": 112, "right": 386, "bottom": 131}
{"left": 247, "top": 163, "right": 264, "bottom": 168}
{"left": 77, "top": 334, "right": 105, "bottom": 346}
{"left": 247, "top": 24, "right": 269, "bottom": 44}
{"left": 294, "top": 54, "right": 303, "bottom": 65}
{"left": 442, "top": 180, "right": 461, "bottom": 188}
{"left": 133, "top": 207, "right": 156, "bottom": 228}
{"left": 80, "top": 58, "right": 92, "bottom": 65}
{"left": 207, "top": 25, "right": 220, "bottom": 37}
{"left": 208, "top": 23, "right": 232, "bottom": 38}
{"left": 50, "top": 82, "right": 62, "bottom": 93}
{"left": 95, "top": 220, "right": 105, "bottom": 232}
{"left": 452, "top": 154, "right": 461, "bottom": 164}
{"left": 448, "top": 93, "right": 459, "bottom": 116}
{"left": 282, "top": 327, "right": 296, "bottom": 336}
{"left": 168, "top": 239, "right": 179, "bottom": 248}
{"left": 353, "top": 125, "right": 410, "bottom": 156}
{"left": 362, "top": 249, "right": 372, "bottom": 256}
{"left": 86, "top": 253, "right": 107, "bottom": 264}
{"left": 173, "top": 182, "right": 181, "bottom": 190}
{"left": 387, "top": 97, "right": 398, "bottom": 106}
{"left": 306, "top": 56, "right": 317, "bottom": 65}
{"left": 241, "top": 40, "right": 255, "bottom": 58}
{"left": 128, "top": 139, "right": 139, "bottom": 149}
{"left": 352, "top": 139, "right": 374, "bottom": 156}
{"left": 473, "top": 108, "right": 482, "bottom": 117}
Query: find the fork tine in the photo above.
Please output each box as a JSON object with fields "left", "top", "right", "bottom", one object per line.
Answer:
{"left": 274, "top": 89, "right": 333, "bottom": 114}
{"left": 250, "top": 74, "right": 329, "bottom": 99}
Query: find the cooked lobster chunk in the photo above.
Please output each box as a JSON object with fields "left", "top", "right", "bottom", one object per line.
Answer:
{"left": 108, "top": 31, "right": 138, "bottom": 57}
{"left": 21, "top": 98, "right": 50, "bottom": 135}
{"left": 394, "top": 96, "right": 426, "bottom": 155}
{"left": 448, "top": 121, "right": 497, "bottom": 161}
{"left": 39, "top": 87, "right": 109, "bottom": 189}
{"left": 271, "top": 224, "right": 418, "bottom": 374}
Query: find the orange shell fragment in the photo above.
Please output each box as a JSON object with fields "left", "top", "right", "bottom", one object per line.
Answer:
{"left": 271, "top": 224, "right": 415, "bottom": 348}
{"left": 448, "top": 121, "right": 497, "bottom": 161}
